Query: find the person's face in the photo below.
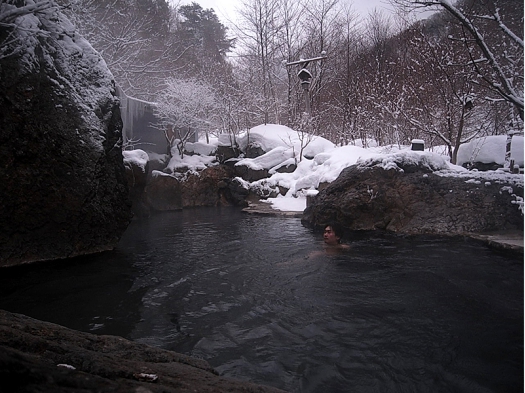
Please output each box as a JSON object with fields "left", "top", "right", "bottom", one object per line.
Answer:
{"left": 323, "top": 226, "right": 340, "bottom": 245}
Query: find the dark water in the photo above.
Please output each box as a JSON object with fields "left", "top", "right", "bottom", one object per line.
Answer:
{"left": 0, "top": 208, "right": 522, "bottom": 393}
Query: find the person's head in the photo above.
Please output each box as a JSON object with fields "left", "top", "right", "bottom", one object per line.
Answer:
{"left": 323, "top": 223, "right": 344, "bottom": 245}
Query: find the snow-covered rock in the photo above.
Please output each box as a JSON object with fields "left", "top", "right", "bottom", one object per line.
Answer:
{"left": 235, "top": 124, "right": 335, "bottom": 158}
{"left": 236, "top": 146, "right": 294, "bottom": 171}
{"left": 303, "top": 162, "right": 523, "bottom": 235}
{"left": 0, "top": 2, "right": 132, "bottom": 266}
{"left": 123, "top": 149, "right": 149, "bottom": 173}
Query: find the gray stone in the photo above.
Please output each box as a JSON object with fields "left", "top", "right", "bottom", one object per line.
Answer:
{"left": 144, "top": 172, "right": 184, "bottom": 211}
{"left": 463, "top": 162, "right": 502, "bottom": 171}
{"left": 245, "top": 143, "right": 265, "bottom": 158}
{"left": 234, "top": 164, "right": 269, "bottom": 181}
{"left": 275, "top": 163, "right": 297, "bottom": 174}
{"left": 0, "top": 310, "right": 286, "bottom": 393}
{"left": 216, "top": 145, "right": 241, "bottom": 164}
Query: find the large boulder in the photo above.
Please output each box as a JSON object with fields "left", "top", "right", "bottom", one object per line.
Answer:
{"left": 302, "top": 158, "right": 524, "bottom": 235}
{"left": 0, "top": 2, "right": 132, "bottom": 266}
{"left": 0, "top": 310, "right": 285, "bottom": 393}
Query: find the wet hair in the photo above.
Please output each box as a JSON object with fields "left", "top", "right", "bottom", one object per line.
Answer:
{"left": 325, "top": 223, "right": 344, "bottom": 242}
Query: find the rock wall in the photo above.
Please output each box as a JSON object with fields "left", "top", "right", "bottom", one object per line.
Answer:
{"left": 143, "top": 165, "right": 248, "bottom": 211}
{"left": 0, "top": 2, "right": 132, "bottom": 266}
{"left": 302, "top": 164, "right": 524, "bottom": 235}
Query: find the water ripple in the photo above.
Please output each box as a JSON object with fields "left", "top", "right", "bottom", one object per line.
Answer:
{"left": 0, "top": 208, "right": 521, "bottom": 393}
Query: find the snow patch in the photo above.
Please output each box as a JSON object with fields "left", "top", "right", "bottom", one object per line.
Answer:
{"left": 166, "top": 154, "right": 217, "bottom": 173}
{"left": 357, "top": 151, "right": 450, "bottom": 172}
{"left": 236, "top": 146, "right": 294, "bottom": 171}
{"left": 186, "top": 141, "right": 218, "bottom": 156}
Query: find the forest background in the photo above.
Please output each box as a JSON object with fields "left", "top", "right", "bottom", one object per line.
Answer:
{"left": 59, "top": 0, "right": 524, "bottom": 164}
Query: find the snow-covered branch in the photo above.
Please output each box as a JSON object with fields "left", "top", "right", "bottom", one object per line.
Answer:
{"left": 474, "top": 8, "right": 524, "bottom": 49}
{"left": 0, "top": 0, "right": 54, "bottom": 24}
{"left": 398, "top": 0, "right": 523, "bottom": 119}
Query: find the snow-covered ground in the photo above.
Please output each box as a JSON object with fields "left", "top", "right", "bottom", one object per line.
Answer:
{"left": 126, "top": 124, "right": 524, "bottom": 212}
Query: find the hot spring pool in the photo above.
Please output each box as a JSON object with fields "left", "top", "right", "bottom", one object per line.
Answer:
{"left": 0, "top": 207, "right": 522, "bottom": 392}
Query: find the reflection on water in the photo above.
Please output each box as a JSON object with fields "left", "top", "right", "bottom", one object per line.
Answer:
{"left": 0, "top": 207, "right": 522, "bottom": 393}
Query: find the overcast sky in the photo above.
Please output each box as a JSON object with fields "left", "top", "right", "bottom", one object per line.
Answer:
{"left": 178, "top": 0, "right": 396, "bottom": 25}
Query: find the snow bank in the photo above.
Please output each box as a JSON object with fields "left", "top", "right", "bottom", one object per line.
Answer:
{"left": 249, "top": 145, "right": 378, "bottom": 198}
{"left": 261, "top": 194, "right": 308, "bottom": 212}
{"left": 166, "top": 154, "right": 217, "bottom": 172}
{"left": 220, "top": 124, "right": 335, "bottom": 157}
{"left": 457, "top": 135, "right": 524, "bottom": 166}
{"left": 186, "top": 141, "right": 218, "bottom": 156}
{"left": 312, "top": 145, "right": 380, "bottom": 182}
{"left": 434, "top": 168, "right": 523, "bottom": 187}
{"left": 126, "top": 123, "right": 523, "bottom": 213}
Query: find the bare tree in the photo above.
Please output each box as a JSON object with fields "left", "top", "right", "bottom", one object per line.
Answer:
{"left": 393, "top": 0, "right": 524, "bottom": 120}
{"left": 321, "top": 4, "right": 360, "bottom": 145}
{"left": 60, "top": 0, "right": 190, "bottom": 100}
{"left": 300, "top": 0, "right": 341, "bottom": 134}
{"left": 275, "top": 0, "right": 305, "bottom": 126}
{"left": 61, "top": 0, "right": 235, "bottom": 101}
{"left": 233, "top": 0, "right": 283, "bottom": 125}
{"left": 379, "top": 20, "right": 501, "bottom": 163}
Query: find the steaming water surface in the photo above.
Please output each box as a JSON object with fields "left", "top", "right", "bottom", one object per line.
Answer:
{"left": 0, "top": 208, "right": 522, "bottom": 392}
